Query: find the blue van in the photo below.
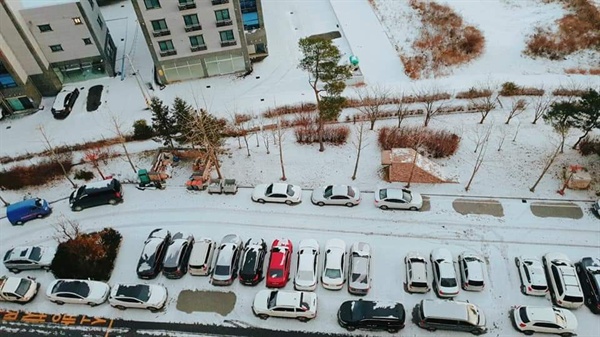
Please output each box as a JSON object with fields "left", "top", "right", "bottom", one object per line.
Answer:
{"left": 6, "top": 198, "right": 52, "bottom": 226}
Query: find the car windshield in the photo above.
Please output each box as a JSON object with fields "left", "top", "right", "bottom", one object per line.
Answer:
{"left": 325, "top": 268, "right": 341, "bottom": 279}
{"left": 267, "top": 291, "right": 277, "bottom": 309}
{"left": 518, "top": 307, "right": 530, "bottom": 323}
{"left": 378, "top": 189, "right": 387, "bottom": 199}
{"left": 116, "top": 284, "right": 150, "bottom": 302}
{"left": 467, "top": 305, "right": 481, "bottom": 325}
{"left": 323, "top": 186, "right": 333, "bottom": 198}
{"left": 286, "top": 185, "right": 295, "bottom": 196}
{"left": 269, "top": 269, "right": 284, "bottom": 278}
{"left": 28, "top": 247, "right": 42, "bottom": 262}
{"left": 402, "top": 190, "right": 412, "bottom": 202}
{"left": 440, "top": 277, "right": 457, "bottom": 287}
{"left": 241, "top": 251, "right": 257, "bottom": 274}
{"left": 54, "top": 281, "right": 90, "bottom": 297}
{"left": 215, "top": 265, "right": 230, "bottom": 276}
{"left": 15, "top": 279, "right": 32, "bottom": 297}
{"left": 297, "top": 270, "right": 314, "bottom": 281}
{"left": 351, "top": 273, "right": 368, "bottom": 284}
{"left": 346, "top": 186, "right": 355, "bottom": 197}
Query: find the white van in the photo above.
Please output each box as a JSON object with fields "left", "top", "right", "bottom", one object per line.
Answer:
{"left": 189, "top": 238, "right": 216, "bottom": 276}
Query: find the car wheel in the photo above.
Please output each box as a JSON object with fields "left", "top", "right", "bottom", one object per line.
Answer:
{"left": 55, "top": 301, "right": 64, "bottom": 305}
{"left": 520, "top": 285, "right": 526, "bottom": 295}
{"left": 317, "top": 202, "right": 325, "bottom": 207}
{"left": 346, "top": 326, "right": 356, "bottom": 331}
{"left": 15, "top": 220, "right": 24, "bottom": 225}
{"left": 73, "top": 206, "right": 83, "bottom": 212}
{"left": 471, "top": 330, "right": 484, "bottom": 336}
{"left": 285, "top": 200, "right": 293, "bottom": 205}
{"left": 8, "top": 268, "right": 20, "bottom": 274}
{"left": 297, "top": 316, "right": 308, "bottom": 322}
{"left": 388, "top": 328, "right": 399, "bottom": 333}
{"left": 88, "top": 302, "right": 98, "bottom": 307}
{"left": 523, "top": 331, "right": 534, "bottom": 336}
{"left": 427, "top": 327, "right": 436, "bottom": 332}
{"left": 108, "top": 199, "right": 117, "bottom": 205}
{"left": 258, "top": 314, "right": 269, "bottom": 320}
{"left": 36, "top": 214, "right": 44, "bottom": 219}
{"left": 560, "top": 333, "right": 574, "bottom": 337}
{"left": 42, "top": 266, "right": 51, "bottom": 271}
{"left": 515, "top": 257, "right": 520, "bottom": 268}
{"left": 380, "top": 205, "right": 389, "bottom": 210}
{"left": 345, "top": 202, "right": 354, "bottom": 207}
{"left": 115, "top": 305, "right": 126, "bottom": 310}
{"left": 409, "top": 206, "right": 418, "bottom": 211}
{"left": 257, "top": 199, "right": 265, "bottom": 204}
{"left": 149, "top": 307, "right": 161, "bottom": 313}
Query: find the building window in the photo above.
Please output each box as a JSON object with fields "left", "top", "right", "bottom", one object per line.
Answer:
{"left": 83, "top": 38, "right": 92, "bottom": 45}
{"left": 0, "top": 61, "right": 18, "bottom": 89}
{"left": 189, "top": 35, "right": 206, "bottom": 51}
{"left": 240, "top": 0, "right": 257, "bottom": 13}
{"left": 219, "top": 30, "right": 236, "bottom": 46}
{"left": 38, "top": 24, "right": 52, "bottom": 32}
{"left": 178, "top": 0, "right": 196, "bottom": 10}
{"left": 158, "top": 40, "right": 176, "bottom": 56}
{"left": 183, "top": 14, "right": 199, "bottom": 27}
{"left": 88, "top": 0, "right": 94, "bottom": 9}
{"left": 215, "top": 9, "right": 230, "bottom": 21}
{"left": 73, "top": 17, "right": 82, "bottom": 25}
{"left": 144, "top": 0, "right": 161, "bottom": 10}
{"left": 50, "top": 44, "right": 64, "bottom": 52}
{"left": 97, "top": 15, "right": 103, "bottom": 29}
{"left": 151, "top": 19, "right": 168, "bottom": 32}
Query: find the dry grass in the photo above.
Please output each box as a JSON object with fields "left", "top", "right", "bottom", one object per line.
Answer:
{"left": 578, "top": 136, "right": 600, "bottom": 155}
{"left": 0, "top": 156, "right": 73, "bottom": 190}
{"left": 565, "top": 67, "right": 600, "bottom": 75}
{"left": 456, "top": 88, "right": 493, "bottom": 99}
{"left": 525, "top": 0, "right": 600, "bottom": 59}
{"left": 262, "top": 102, "right": 317, "bottom": 118}
{"left": 499, "top": 82, "right": 545, "bottom": 96}
{"left": 401, "top": 0, "right": 485, "bottom": 79}
{"left": 294, "top": 124, "right": 350, "bottom": 145}
{"left": 552, "top": 88, "right": 589, "bottom": 96}
{"left": 378, "top": 126, "right": 460, "bottom": 158}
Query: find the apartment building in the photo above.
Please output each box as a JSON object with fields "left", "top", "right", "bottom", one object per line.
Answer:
{"left": 131, "top": 0, "right": 268, "bottom": 84}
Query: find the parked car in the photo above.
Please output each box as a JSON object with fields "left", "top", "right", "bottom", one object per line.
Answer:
{"left": 266, "top": 238, "right": 293, "bottom": 288}
{"left": 459, "top": 251, "right": 486, "bottom": 291}
{"left": 592, "top": 199, "right": 600, "bottom": 216}
{"left": 3, "top": 245, "right": 55, "bottom": 273}
{"left": 543, "top": 253, "right": 584, "bottom": 309}
{"left": 188, "top": 238, "right": 216, "bottom": 276}
{"left": 46, "top": 279, "right": 109, "bottom": 306}
{"left": 69, "top": 178, "right": 123, "bottom": 212}
{"left": 252, "top": 289, "right": 317, "bottom": 321}
{"left": 51, "top": 86, "right": 80, "bottom": 119}
{"left": 338, "top": 299, "right": 405, "bottom": 333}
{"left": 430, "top": 248, "right": 459, "bottom": 298}
{"left": 311, "top": 185, "right": 361, "bottom": 207}
{"left": 0, "top": 276, "right": 40, "bottom": 303}
{"left": 211, "top": 234, "right": 243, "bottom": 286}
{"left": 405, "top": 252, "right": 430, "bottom": 293}
{"left": 109, "top": 283, "right": 167, "bottom": 312}
{"left": 515, "top": 256, "right": 548, "bottom": 296}
{"left": 575, "top": 257, "right": 600, "bottom": 314}
{"left": 251, "top": 183, "right": 302, "bottom": 205}
{"left": 6, "top": 198, "right": 52, "bottom": 226}
{"left": 412, "top": 299, "right": 488, "bottom": 335}
{"left": 136, "top": 229, "right": 171, "bottom": 279}
{"left": 348, "top": 242, "right": 372, "bottom": 295}
{"left": 239, "top": 238, "right": 267, "bottom": 286}
{"left": 162, "top": 232, "right": 194, "bottom": 279}
{"left": 374, "top": 188, "right": 423, "bottom": 210}
{"left": 510, "top": 305, "right": 577, "bottom": 336}
{"left": 322, "top": 239, "right": 347, "bottom": 290}
{"left": 294, "top": 239, "right": 320, "bottom": 291}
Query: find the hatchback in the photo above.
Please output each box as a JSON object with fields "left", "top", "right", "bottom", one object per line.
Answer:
{"left": 211, "top": 234, "right": 243, "bottom": 286}
{"left": 239, "top": 238, "right": 267, "bottom": 286}
{"left": 51, "top": 86, "right": 80, "bottom": 119}
{"left": 348, "top": 242, "right": 371, "bottom": 295}
{"left": 405, "top": 252, "right": 430, "bottom": 293}
{"left": 136, "top": 229, "right": 171, "bottom": 279}
{"left": 266, "top": 238, "right": 293, "bottom": 288}
{"left": 515, "top": 256, "right": 548, "bottom": 296}
{"left": 162, "top": 232, "right": 194, "bottom": 279}
{"left": 575, "top": 257, "right": 600, "bottom": 314}
{"left": 430, "top": 248, "right": 459, "bottom": 298}
{"left": 459, "top": 251, "right": 485, "bottom": 291}
{"left": 188, "top": 238, "right": 216, "bottom": 276}
{"left": 510, "top": 305, "right": 577, "bottom": 336}
{"left": 294, "top": 239, "right": 320, "bottom": 291}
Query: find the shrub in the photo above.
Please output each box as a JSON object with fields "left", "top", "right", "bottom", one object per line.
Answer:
{"left": 234, "top": 113, "right": 252, "bottom": 125}
{"left": 499, "top": 82, "right": 544, "bottom": 96}
{"left": 378, "top": 126, "right": 460, "bottom": 158}
{"left": 456, "top": 87, "right": 492, "bottom": 99}
{"left": 552, "top": 88, "right": 588, "bottom": 97}
{"left": 132, "top": 119, "right": 154, "bottom": 140}
{"left": 74, "top": 169, "right": 94, "bottom": 180}
{"left": 0, "top": 156, "right": 73, "bottom": 190}
{"left": 294, "top": 124, "right": 349, "bottom": 145}
{"left": 263, "top": 102, "right": 317, "bottom": 118}
{"left": 578, "top": 136, "right": 600, "bottom": 156}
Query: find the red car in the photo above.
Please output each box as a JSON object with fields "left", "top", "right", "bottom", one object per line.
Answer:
{"left": 266, "top": 238, "right": 293, "bottom": 288}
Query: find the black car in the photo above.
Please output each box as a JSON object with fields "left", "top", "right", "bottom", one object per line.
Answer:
{"left": 69, "top": 178, "right": 123, "bottom": 211}
{"left": 162, "top": 232, "right": 194, "bottom": 279}
{"left": 338, "top": 299, "right": 406, "bottom": 333}
{"left": 239, "top": 238, "right": 267, "bottom": 286}
{"left": 51, "top": 86, "right": 80, "bottom": 119}
{"left": 576, "top": 257, "right": 600, "bottom": 314}
{"left": 136, "top": 229, "right": 171, "bottom": 279}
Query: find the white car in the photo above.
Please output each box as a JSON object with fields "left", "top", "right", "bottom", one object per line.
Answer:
{"left": 252, "top": 289, "right": 318, "bottom": 321}
{"left": 311, "top": 185, "right": 361, "bottom": 207}
{"left": 0, "top": 276, "right": 39, "bottom": 303}
{"left": 374, "top": 188, "right": 423, "bottom": 210}
{"left": 405, "top": 252, "right": 430, "bottom": 293}
{"left": 543, "top": 253, "right": 584, "bottom": 309}
{"left": 511, "top": 305, "right": 577, "bottom": 336}
{"left": 46, "top": 279, "right": 109, "bottom": 306}
{"left": 430, "top": 248, "right": 459, "bottom": 298}
{"left": 109, "top": 283, "right": 167, "bottom": 312}
{"left": 458, "top": 251, "right": 485, "bottom": 291}
{"left": 294, "top": 239, "right": 320, "bottom": 291}
{"left": 348, "top": 242, "right": 371, "bottom": 295}
{"left": 322, "top": 239, "right": 347, "bottom": 290}
{"left": 515, "top": 256, "right": 549, "bottom": 296}
{"left": 3, "top": 245, "right": 56, "bottom": 273}
{"left": 211, "top": 234, "right": 243, "bottom": 286}
{"left": 252, "top": 183, "right": 302, "bottom": 205}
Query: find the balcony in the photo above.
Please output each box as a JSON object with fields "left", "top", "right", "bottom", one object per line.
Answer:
{"left": 184, "top": 24, "right": 202, "bottom": 32}
{"left": 212, "top": 0, "right": 229, "bottom": 5}
{"left": 159, "top": 49, "right": 177, "bottom": 57}
{"left": 178, "top": 1, "right": 196, "bottom": 10}
{"left": 191, "top": 45, "right": 207, "bottom": 52}
{"left": 216, "top": 19, "right": 233, "bottom": 27}
{"left": 152, "top": 29, "right": 171, "bottom": 37}
{"left": 220, "top": 40, "right": 236, "bottom": 47}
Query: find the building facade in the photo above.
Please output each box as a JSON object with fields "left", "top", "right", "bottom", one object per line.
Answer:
{"left": 131, "top": 0, "right": 267, "bottom": 84}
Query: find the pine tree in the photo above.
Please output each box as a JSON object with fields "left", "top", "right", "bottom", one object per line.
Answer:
{"left": 150, "top": 97, "right": 176, "bottom": 148}
{"left": 571, "top": 89, "right": 600, "bottom": 149}
{"left": 172, "top": 97, "right": 193, "bottom": 144}
{"left": 543, "top": 101, "right": 577, "bottom": 153}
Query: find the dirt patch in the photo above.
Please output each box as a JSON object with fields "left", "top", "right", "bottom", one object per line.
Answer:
{"left": 421, "top": 196, "right": 431, "bottom": 212}
{"left": 176, "top": 290, "right": 236, "bottom": 315}
{"left": 452, "top": 198, "right": 504, "bottom": 217}
{"left": 530, "top": 202, "right": 583, "bottom": 219}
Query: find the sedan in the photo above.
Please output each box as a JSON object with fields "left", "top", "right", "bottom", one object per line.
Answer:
{"left": 458, "top": 251, "right": 485, "bottom": 291}
{"left": 239, "top": 238, "right": 267, "bottom": 286}
{"left": 3, "top": 246, "right": 56, "bottom": 273}
{"left": 252, "top": 183, "right": 302, "bottom": 205}
{"left": 515, "top": 256, "right": 548, "bottom": 296}
{"left": 266, "top": 238, "right": 293, "bottom": 288}
{"left": 212, "top": 234, "right": 243, "bottom": 286}
{"left": 322, "top": 239, "right": 347, "bottom": 290}
{"left": 294, "top": 239, "right": 320, "bottom": 291}
{"left": 46, "top": 279, "right": 109, "bottom": 306}
{"left": 252, "top": 289, "right": 318, "bottom": 322}
{"left": 511, "top": 305, "right": 577, "bottom": 336}
{"left": 137, "top": 229, "right": 171, "bottom": 279}
{"left": 162, "top": 232, "right": 194, "bottom": 279}
{"left": 109, "top": 283, "right": 167, "bottom": 312}
{"left": 374, "top": 188, "right": 423, "bottom": 210}
{"left": 405, "top": 252, "right": 430, "bottom": 293}
{"left": 430, "top": 248, "right": 459, "bottom": 298}
{"left": 348, "top": 242, "right": 372, "bottom": 295}
{"left": 311, "top": 185, "right": 361, "bottom": 207}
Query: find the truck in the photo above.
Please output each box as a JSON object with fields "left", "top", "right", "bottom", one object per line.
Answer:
{"left": 0, "top": 276, "right": 40, "bottom": 303}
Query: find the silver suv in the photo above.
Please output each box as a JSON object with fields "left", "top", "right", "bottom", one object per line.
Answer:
{"left": 543, "top": 253, "right": 584, "bottom": 309}
{"left": 211, "top": 234, "right": 243, "bottom": 286}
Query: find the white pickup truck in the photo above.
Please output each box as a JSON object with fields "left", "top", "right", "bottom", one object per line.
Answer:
{"left": 0, "top": 276, "right": 39, "bottom": 303}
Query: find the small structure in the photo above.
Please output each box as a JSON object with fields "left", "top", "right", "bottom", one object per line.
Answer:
{"left": 381, "top": 148, "right": 455, "bottom": 183}
{"left": 565, "top": 165, "right": 591, "bottom": 190}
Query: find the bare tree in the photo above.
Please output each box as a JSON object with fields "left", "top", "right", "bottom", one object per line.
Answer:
{"left": 505, "top": 98, "right": 528, "bottom": 124}
{"left": 52, "top": 216, "right": 82, "bottom": 242}
{"left": 395, "top": 94, "right": 411, "bottom": 127}
{"left": 108, "top": 113, "right": 137, "bottom": 173}
{"left": 275, "top": 111, "right": 287, "bottom": 181}
{"left": 261, "top": 125, "right": 271, "bottom": 154}
{"left": 470, "top": 93, "right": 498, "bottom": 124}
{"left": 355, "top": 85, "right": 391, "bottom": 130}
{"left": 418, "top": 87, "right": 447, "bottom": 127}
{"left": 497, "top": 125, "right": 508, "bottom": 151}
{"left": 529, "top": 142, "right": 562, "bottom": 192}
{"left": 83, "top": 147, "right": 112, "bottom": 179}
{"left": 531, "top": 95, "right": 554, "bottom": 124}
{"left": 231, "top": 114, "right": 252, "bottom": 157}
{"left": 465, "top": 126, "right": 492, "bottom": 191}
{"left": 470, "top": 125, "right": 490, "bottom": 153}
{"left": 38, "top": 126, "right": 77, "bottom": 188}
{"left": 351, "top": 121, "right": 368, "bottom": 180}
{"left": 405, "top": 132, "right": 425, "bottom": 188}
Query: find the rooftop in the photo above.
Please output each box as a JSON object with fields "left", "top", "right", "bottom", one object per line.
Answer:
{"left": 20, "top": 0, "right": 78, "bottom": 10}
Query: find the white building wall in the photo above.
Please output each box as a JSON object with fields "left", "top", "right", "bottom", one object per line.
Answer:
{"left": 79, "top": 0, "right": 109, "bottom": 51}
{"left": 0, "top": 5, "right": 43, "bottom": 79}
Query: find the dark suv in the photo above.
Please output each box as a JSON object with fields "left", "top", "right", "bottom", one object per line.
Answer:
{"left": 162, "top": 232, "right": 194, "bottom": 279}
{"left": 338, "top": 299, "right": 405, "bottom": 333}
{"left": 575, "top": 257, "right": 600, "bottom": 314}
{"left": 239, "top": 238, "right": 267, "bottom": 286}
{"left": 51, "top": 86, "right": 80, "bottom": 119}
{"left": 136, "top": 229, "right": 171, "bottom": 279}
{"left": 69, "top": 178, "right": 123, "bottom": 211}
